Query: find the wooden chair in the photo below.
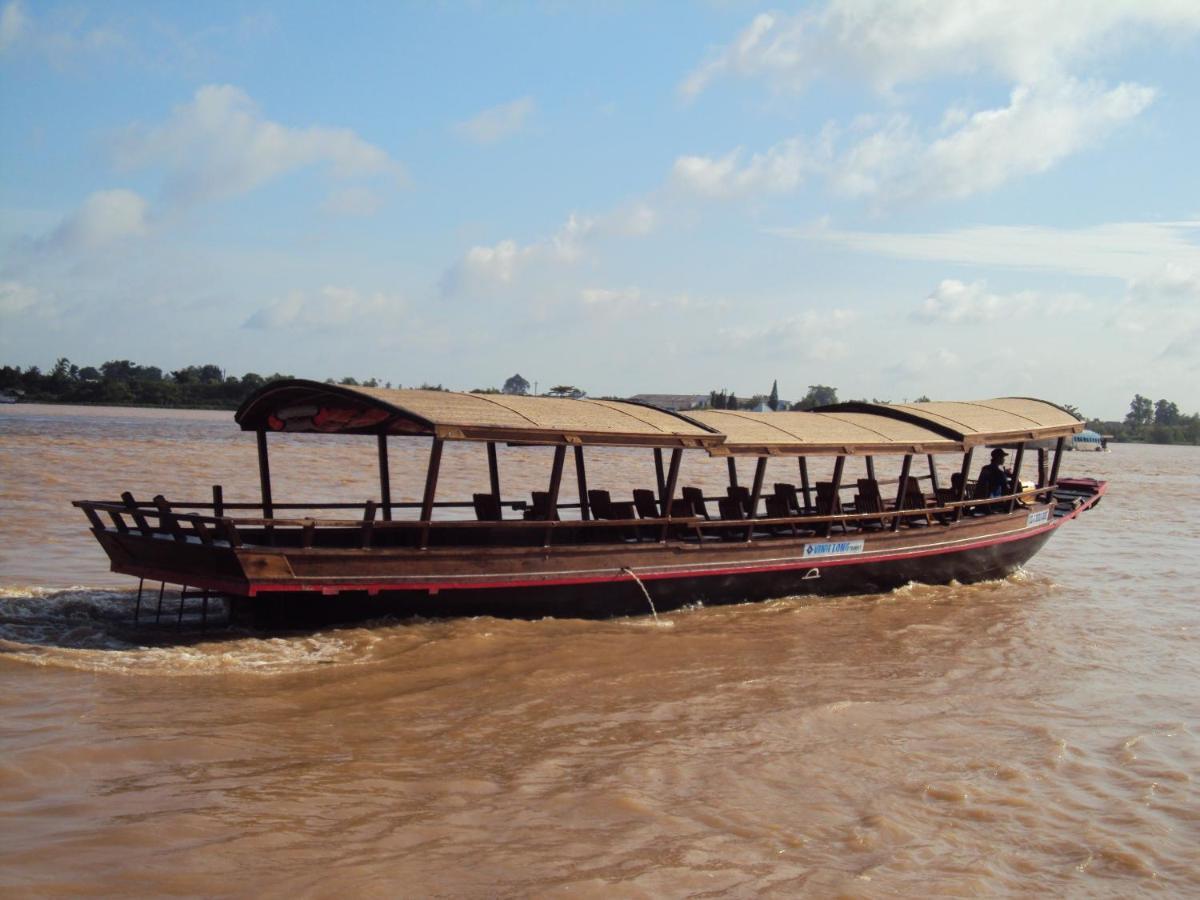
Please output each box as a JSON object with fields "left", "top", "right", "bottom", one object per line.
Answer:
{"left": 773, "top": 483, "right": 802, "bottom": 515}
{"left": 815, "top": 482, "right": 846, "bottom": 536}
{"left": 727, "top": 484, "right": 752, "bottom": 515}
{"left": 716, "top": 496, "right": 746, "bottom": 541}
{"left": 764, "top": 494, "right": 799, "bottom": 535}
{"left": 472, "top": 493, "right": 502, "bottom": 522}
{"left": 523, "top": 491, "right": 557, "bottom": 521}
{"left": 681, "top": 486, "right": 710, "bottom": 520}
{"left": 632, "top": 489, "right": 660, "bottom": 519}
{"left": 587, "top": 489, "right": 614, "bottom": 519}
{"left": 853, "top": 479, "right": 886, "bottom": 529}
{"left": 898, "top": 478, "right": 933, "bottom": 526}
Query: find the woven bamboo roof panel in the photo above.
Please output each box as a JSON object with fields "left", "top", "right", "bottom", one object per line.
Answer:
{"left": 235, "top": 380, "right": 720, "bottom": 448}
{"left": 819, "top": 398, "right": 1083, "bottom": 446}
{"left": 690, "top": 410, "right": 960, "bottom": 456}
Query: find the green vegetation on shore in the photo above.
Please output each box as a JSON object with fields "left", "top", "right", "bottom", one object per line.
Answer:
{"left": 1, "top": 359, "right": 295, "bottom": 409}
{"left": 1084, "top": 395, "right": 1200, "bottom": 446}
{"left": 3, "top": 359, "right": 1197, "bottom": 445}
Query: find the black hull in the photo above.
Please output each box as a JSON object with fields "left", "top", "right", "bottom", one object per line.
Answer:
{"left": 234, "top": 527, "right": 1055, "bottom": 626}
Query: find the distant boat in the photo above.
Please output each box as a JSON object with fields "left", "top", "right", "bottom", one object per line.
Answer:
{"left": 73, "top": 382, "right": 1105, "bottom": 625}
{"left": 0, "top": 392, "right": 18, "bottom": 404}
{"left": 1069, "top": 429, "right": 1106, "bottom": 451}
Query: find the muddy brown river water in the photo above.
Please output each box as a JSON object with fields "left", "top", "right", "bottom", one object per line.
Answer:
{"left": 1, "top": 404, "right": 1197, "bottom": 896}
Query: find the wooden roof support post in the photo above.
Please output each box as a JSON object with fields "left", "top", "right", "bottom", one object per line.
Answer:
{"left": 748, "top": 456, "right": 767, "bottom": 518}
{"left": 1007, "top": 442, "right": 1026, "bottom": 513}
{"left": 865, "top": 455, "right": 876, "bottom": 482}
{"left": 727, "top": 457, "right": 739, "bottom": 489}
{"left": 826, "top": 455, "right": 846, "bottom": 537}
{"left": 574, "top": 445, "right": 590, "bottom": 521}
{"left": 659, "top": 448, "right": 682, "bottom": 541}
{"left": 891, "top": 454, "right": 913, "bottom": 532}
{"left": 1048, "top": 436, "right": 1065, "bottom": 492}
{"left": 654, "top": 448, "right": 666, "bottom": 497}
{"left": 953, "top": 448, "right": 974, "bottom": 523}
{"left": 487, "top": 441, "right": 501, "bottom": 500}
{"left": 1037, "top": 447, "right": 1048, "bottom": 488}
{"left": 660, "top": 448, "right": 682, "bottom": 514}
{"left": 543, "top": 445, "right": 567, "bottom": 547}
{"left": 377, "top": 434, "right": 392, "bottom": 521}
{"left": 927, "top": 455, "right": 940, "bottom": 494}
{"left": 798, "top": 456, "right": 812, "bottom": 513}
{"left": 256, "top": 429, "right": 274, "bottom": 519}
{"left": 418, "top": 437, "right": 444, "bottom": 549}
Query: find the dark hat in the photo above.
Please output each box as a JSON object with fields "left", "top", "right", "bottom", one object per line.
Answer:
{"left": 991, "top": 447, "right": 1008, "bottom": 459}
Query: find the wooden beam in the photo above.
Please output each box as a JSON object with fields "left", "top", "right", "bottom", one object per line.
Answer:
{"left": 1007, "top": 443, "right": 1026, "bottom": 513}
{"left": 827, "top": 455, "right": 846, "bottom": 536}
{"left": 544, "top": 445, "right": 567, "bottom": 546}
{"left": 926, "top": 455, "right": 940, "bottom": 494}
{"left": 891, "top": 454, "right": 913, "bottom": 532}
{"left": 798, "top": 457, "right": 812, "bottom": 512}
{"left": 487, "top": 441, "right": 501, "bottom": 500}
{"left": 953, "top": 448, "right": 974, "bottom": 523}
{"left": 418, "top": 437, "right": 444, "bottom": 549}
{"left": 727, "top": 457, "right": 739, "bottom": 488}
{"left": 654, "top": 448, "right": 666, "bottom": 497}
{"left": 748, "top": 456, "right": 767, "bottom": 518}
{"left": 1048, "top": 436, "right": 1065, "bottom": 490}
{"left": 255, "top": 429, "right": 274, "bottom": 519}
{"left": 574, "top": 445, "right": 590, "bottom": 521}
{"left": 1037, "top": 447, "right": 1048, "bottom": 488}
{"left": 546, "top": 445, "right": 567, "bottom": 517}
{"left": 377, "top": 434, "right": 392, "bottom": 521}
{"left": 659, "top": 448, "right": 683, "bottom": 541}
{"left": 212, "top": 484, "right": 224, "bottom": 518}
{"left": 865, "top": 455, "right": 876, "bottom": 481}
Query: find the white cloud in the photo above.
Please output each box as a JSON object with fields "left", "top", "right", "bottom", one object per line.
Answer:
{"left": 454, "top": 97, "right": 535, "bottom": 144}
{"left": 115, "top": 85, "right": 401, "bottom": 207}
{"left": 0, "top": 0, "right": 27, "bottom": 51}
{"left": 681, "top": 2, "right": 1200, "bottom": 97}
{"left": 884, "top": 348, "right": 962, "bottom": 383}
{"left": 914, "top": 279, "right": 1089, "bottom": 324}
{"left": 838, "top": 79, "right": 1155, "bottom": 202}
{"left": 721, "top": 309, "right": 857, "bottom": 359}
{"left": 0, "top": 0, "right": 125, "bottom": 62}
{"left": 581, "top": 286, "right": 642, "bottom": 307}
{"left": 677, "top": 78, "right": 1153, "bottom": 204}
{"left": 322, "top": 186, "right": 383, "bottom": 217}
{"left": 1112, "top": 263, "right": 1200, "bottom": 335}
{"left": 0, "top": 280, "right": 43, "bottom": 316}
{"left": 777, "top": 220, "right": 1200, "bottom": 282}
{"left": 43, "top": 189, "right": 149, "bottom": 252}
{"left": 673, "top": 134, "right": 832, "bottom": 198}
{"left": 1126, "top": 263, "right": 1200, "bottom": 306}
{"left": 445, "top": 212, "right": 604, "bottom": 293}
{"left": 243, "top": 286, "right": 401, "bottom": 330}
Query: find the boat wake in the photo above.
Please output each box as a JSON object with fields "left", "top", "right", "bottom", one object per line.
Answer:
{"left": 0, "top": 586, "right": 392, "bottom": 676}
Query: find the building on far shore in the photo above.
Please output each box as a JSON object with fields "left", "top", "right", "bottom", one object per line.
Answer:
{"left": 628, "top": 393, "right": 710, "bottom": 411}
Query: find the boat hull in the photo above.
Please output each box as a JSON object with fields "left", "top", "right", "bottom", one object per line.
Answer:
{"left": 85, "top": 483, "right": 1105, "bottom": 624}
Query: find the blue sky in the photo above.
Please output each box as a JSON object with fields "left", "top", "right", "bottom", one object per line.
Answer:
{"left": 2, "top": 1, "right": 1198, "bottom": 419}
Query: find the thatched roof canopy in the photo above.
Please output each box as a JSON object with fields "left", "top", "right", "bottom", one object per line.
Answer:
{"left": 817, "top": 398, "right": 1083, "bottom": 448}
{"left": 235, "top": 380, "right": 721, "bottom": 449}
{"left": 690, "top": 410, "right": 961, "bottom": 456}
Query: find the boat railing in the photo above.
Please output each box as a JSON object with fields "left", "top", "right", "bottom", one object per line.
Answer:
{"left": 74, "top": 482, "right": 1056, "bottom": 552}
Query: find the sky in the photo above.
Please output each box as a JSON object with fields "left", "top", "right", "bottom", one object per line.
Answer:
{"left": 2, "top": 1, "right": 1199, "bottom": 420}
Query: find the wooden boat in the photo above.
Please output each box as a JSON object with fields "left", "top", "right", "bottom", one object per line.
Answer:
{"left": 73, "top": 382, "right": 1106, "bottom": 624}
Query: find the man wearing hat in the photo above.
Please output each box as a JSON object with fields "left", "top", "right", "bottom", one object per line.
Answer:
{"left": 975, "top": 448, "right": 1012, "bottom": 510}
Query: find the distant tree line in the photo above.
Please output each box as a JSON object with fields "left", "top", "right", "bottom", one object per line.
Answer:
{"left": 707, "top": 384, "right": 845, "bottom": 411}
{"left": 2, "top": 358, "right": 308, "bottom": 409}
{"left": 1084, "top": 394, "right": 1200, "bottom": 445}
